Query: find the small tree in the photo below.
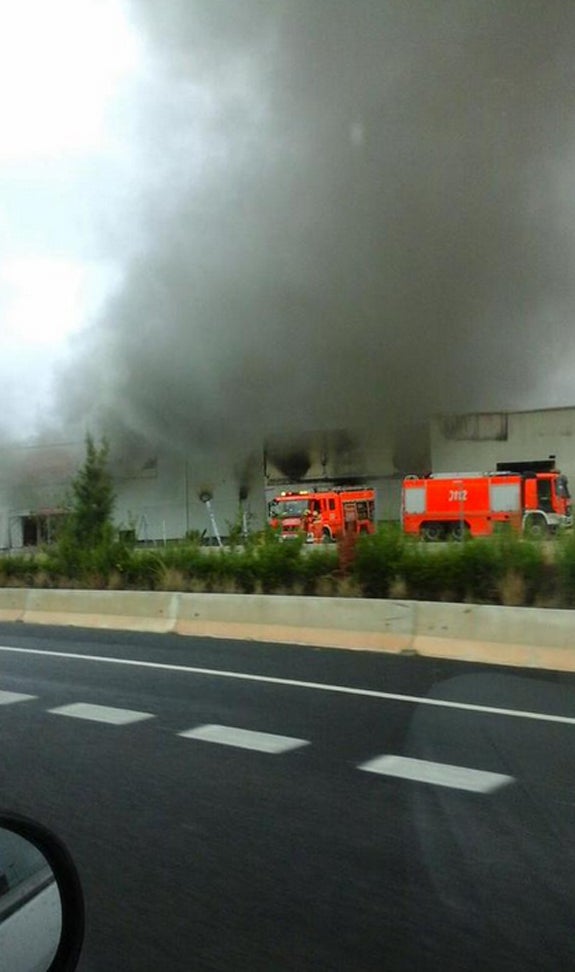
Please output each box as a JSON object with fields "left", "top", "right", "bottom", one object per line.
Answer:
{"left": 66, "top": 435, "right": 116, "bottom": 547}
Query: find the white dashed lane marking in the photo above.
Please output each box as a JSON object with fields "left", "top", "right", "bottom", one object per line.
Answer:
{"left": 48, "top": 703, "right": 154, "bottom": 725}
{"left": 0, "top": 691, "right": 521, "bottom": 790}
{"left": 358, "top": 754, "right": 514, "bottom": 793}
{"left": 179, "top": 724, "right": 310, "bottom": 754}
{"left": 0, "top": 691, "right": 37, "bottom": 705}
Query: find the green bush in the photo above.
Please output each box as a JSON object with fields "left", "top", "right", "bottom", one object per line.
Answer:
{"left": 45, "top": 532, "right": 134, "bottom": 583}
{"left": 401, "top": 543, "right": 463, "bottom": 601}
{"left": 352, "top": 529, "right": 548, "bottom": 605}
{"left": 0, "top": 554, "right": 39, "bottom": 585}
{"left": 249, "top": 535, "right": 305, "bottom": 593}
{"left": 404, "top": 537, "right": 516, "bottom": 604}
{"left": 492, "top": 533, "right": 547, "bottom": 605}
{"left": 453, "top": 539, "right": 503, "bottom": 602}
{"left": 0, "top": 524, "right": 573, "bottom": 606}
{"left": 121, "top": 550, "right": 165, "bottom": 589}
{"left": 352, "top": 525, "right": 407, "bottom": 597}
{"left": 555, "top": 532, "right": 575, "bottom": 606}
{"left": 300, "top": 547, "right": 339, "bottom": 594}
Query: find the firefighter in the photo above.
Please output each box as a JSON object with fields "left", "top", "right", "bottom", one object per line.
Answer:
{"left": 311, "top": 509, "right": 323, "bottom": 542}
{"left": 302, "top": 507, "right": 314, "bottom": 541}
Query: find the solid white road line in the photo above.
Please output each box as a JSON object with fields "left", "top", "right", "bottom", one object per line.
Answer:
{"left": 179, "top": 724, "right": 309, "bottom": 754}
{"left": 0, "top": 644, "right": 573, "bottom": 726}
{"left": 359, "top": 754, "right": 514, "bottom": 793}
{"left": 0, "top": 690, "right": 36, "bottom": 705}
{"left": 48, "top": 703, "right": 154, "bottom": 725}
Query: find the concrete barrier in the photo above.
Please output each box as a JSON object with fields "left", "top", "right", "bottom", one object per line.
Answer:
{"left": 0, "top": 588, "right": 574, "bottom": 671}
{"left": 173, "top": 593, "right": 416, "bottom": 651}
{"left": 0, "top": 589, "right": 27, "bottom": 624}
{"left": 21, "top": 590, "right": 177, "bottom": 635}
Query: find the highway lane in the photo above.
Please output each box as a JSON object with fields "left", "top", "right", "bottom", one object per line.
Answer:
{"left": 0, "top": 623, "right": 573, "bottom": 970}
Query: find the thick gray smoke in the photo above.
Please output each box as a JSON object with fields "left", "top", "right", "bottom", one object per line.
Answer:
{"left": 57, "top": 0, "right": 575, "bottom": 460}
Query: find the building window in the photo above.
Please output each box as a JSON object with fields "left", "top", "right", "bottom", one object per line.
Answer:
{"left": 441, "top": 413, "right": 508, "bottom": 441}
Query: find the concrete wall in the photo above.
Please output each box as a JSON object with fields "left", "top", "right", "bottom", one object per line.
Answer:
{"left": 431, "top": 408, "right": 575, "bottom": 485}
{"left": 115, "top": 456, "right": 266, "bottom": 543}
{"left": 0, "top": 441, "right": 82, "bottom": 550}
{"left": 265, "top": 428, "right": 397, "bottom": 484}
{"left": 264, "top": 428, "right": 402, "bottom": 522}
{"left": 2, "top": 588, "right": 575, "bottom": 672}
{"left": 0, "top": 441, "right": 268, "bottom": 548}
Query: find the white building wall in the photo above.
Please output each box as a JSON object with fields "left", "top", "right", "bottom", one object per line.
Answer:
{"left": 0, "top": 513, "right": 8, "bottom": 550}
{"left": 265, "top": 428, "right": 398, "bottom": 483}
{"left": 0, "top": 443, "right": 268, "bottom": 548}
{"left": 0, "top": 442, "right": 79, "bottom": 549}
{"left": 114, "top": 454, "right": 266, "bottom": 543}
{"left": 264, "top": 428, "right": 402, "bottom": 522}
{"left": 377, "top": 479, "right": 402, "bottom": 522}
{"left": 113, "top": 454, "right": 186, "bottom": 541}
{"left": 431, "top": 408, "right": 575, "bottom": 485}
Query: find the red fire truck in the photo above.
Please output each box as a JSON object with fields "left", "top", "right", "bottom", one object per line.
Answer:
{"left": 268, "top": 487, "right": 376, "bottom": 543}
{"left": 402, "top": 460, "right": 572, "bottom": 540}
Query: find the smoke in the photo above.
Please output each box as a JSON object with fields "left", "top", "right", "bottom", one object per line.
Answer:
{"left": 56, "top": 1, "right": 575, "bottom": 460}
{"left": 265, "top": 438, "right": 312, "bottom": 482}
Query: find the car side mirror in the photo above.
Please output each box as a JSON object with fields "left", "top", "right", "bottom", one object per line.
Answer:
{"left": 0, "top": 812, "right": 84, "bottom": 971}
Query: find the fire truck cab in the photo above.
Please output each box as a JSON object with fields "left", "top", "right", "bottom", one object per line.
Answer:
{"left": 402, "top": 460, "right": 572, "bottom": 540}
{"left": 268, "top": 487, "right": 376, "bottom": 543}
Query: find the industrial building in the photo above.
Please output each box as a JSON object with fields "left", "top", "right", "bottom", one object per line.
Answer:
{"left": 1, "top": 406, "right": 574, "bottom": 548}
{"left": 0, "top": 440, "right": 265, "bottom": 549}
{"left": 430, "top": 408, "right": 575, "bottom": 483}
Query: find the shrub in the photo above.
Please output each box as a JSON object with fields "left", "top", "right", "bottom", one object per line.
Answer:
{"left": 300, "top": 548, "right": 338, "bottom": 594}
{"left": 492, "top": 533, "right": 547, "bottom": 605}
{"left": 156, "top": 567, "right": 189, "bottom": 592}
{"left": 123, "top": 550, "right": 165, "bottom": 589}
{"left": 448, "top": 539, "right": 502, "bottom": 602}
{"left": 498, "top": 570, "right": 527, "bottom": 607}
{"left": 0, "top": 522, "right": 573, "bottom": 605}
{"left": 0, "top": 555, "right": 39, "bottom": 587}
{"left": 401, "top": 543, "right": 463, "bottom": 601}
{"left": 249, "top": 536, "right": 305, "bottom": 593}
{"left": 555, "top": 532, "right": 575, "bottom": 606}
{"left": 46, "top": 535, "right": 133, "bottom": 583}
{"left": 352, "top": 525, "right": 407, "bottom": 597}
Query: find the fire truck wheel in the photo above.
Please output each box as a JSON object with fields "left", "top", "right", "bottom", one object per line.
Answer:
{"left": 450, "top": 522, "right": 469, "bottom": 542}
{"left": 322, "top": 528, "right": 333, "bottom": 543}
{"left": 524, "top": 515, "right": 548, "bottom": 538}
{"left": 420, "top": 523, "right": 444, "bottom": 542}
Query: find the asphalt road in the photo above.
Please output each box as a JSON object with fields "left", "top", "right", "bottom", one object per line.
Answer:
{"left": 0, "top": 622, "right": 574, "bottom": 971}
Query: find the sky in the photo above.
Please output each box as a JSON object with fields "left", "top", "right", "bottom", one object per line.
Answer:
{"left": 0, "top": 0, "right": 143, "bottom": 436}
{"left": 3, "top": 1, "right": 575, "bottom": 459}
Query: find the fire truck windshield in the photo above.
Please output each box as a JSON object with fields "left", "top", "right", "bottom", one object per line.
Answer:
{"left": 271, "top": 499, "right": 309, "bottom": 518}
{"left": 556, "top": 476, "right": 571, "bottom": 498}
